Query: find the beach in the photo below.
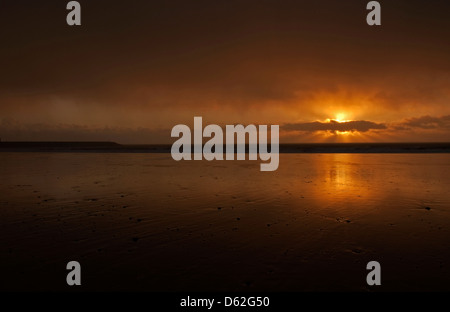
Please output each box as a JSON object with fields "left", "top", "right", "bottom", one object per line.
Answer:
{"left": 1, "top": 152, "right": 449, "bottom": 291}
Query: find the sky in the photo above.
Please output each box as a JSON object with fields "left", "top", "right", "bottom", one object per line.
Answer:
{"left": 0, "top": 0, "right": 449, "bottom": 143}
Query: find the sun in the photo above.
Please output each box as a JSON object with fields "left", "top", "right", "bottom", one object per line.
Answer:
{"left": 328, "top": 113, "right": 353, "bottom": 136}
{"left": 325, "top": 113, "right": 351, "bottom": 125}
{"left": 335, "top": 113, "right": 348, "bottom": 123}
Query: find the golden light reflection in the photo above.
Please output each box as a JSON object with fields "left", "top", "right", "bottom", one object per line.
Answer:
{"left": 307, "top": 154, "right": 376, "bottom": 210}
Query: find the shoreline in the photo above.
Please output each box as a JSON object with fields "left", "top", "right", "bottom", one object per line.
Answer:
{"left": 1, "top": 142, "right": 450, "bottom": 153}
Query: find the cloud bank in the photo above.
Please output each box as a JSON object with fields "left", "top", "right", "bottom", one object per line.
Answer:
{"left": 284, "top": 120, "right": 387, "bottom": 133}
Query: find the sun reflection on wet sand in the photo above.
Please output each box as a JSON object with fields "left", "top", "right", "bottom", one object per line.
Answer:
{"left": 0, "top": 153, "right": 449, "bottom": 291}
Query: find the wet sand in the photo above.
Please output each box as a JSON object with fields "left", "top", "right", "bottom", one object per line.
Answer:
{"left": 1, "top": 153, "right": 449, "bottom": 291}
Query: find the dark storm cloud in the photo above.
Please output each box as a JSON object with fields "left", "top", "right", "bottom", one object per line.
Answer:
{"left": 0, "top": 118, "right": 170, "bottom": 144}
{"left": 399, "top": 115, "right": 450, "bottom": 130}
{"left": 284, "top": 115, "right": 450, "bottom": 134}
{"left": 0, "top": 0, "right": 449, "bottom": 104}
{"left": 0, "top": 0, "right": 449, "bottom": 142}
{"left": 284, "top": 120, "right": 387, "bottom": 133}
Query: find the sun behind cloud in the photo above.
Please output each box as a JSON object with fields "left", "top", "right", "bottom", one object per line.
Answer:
{"left": 335, "top": 113, "right": 349, "bottom": 123}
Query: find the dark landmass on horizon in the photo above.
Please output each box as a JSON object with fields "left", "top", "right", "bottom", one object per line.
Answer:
{"left": 1, "top": 142, "right": 450, "bottom": 153}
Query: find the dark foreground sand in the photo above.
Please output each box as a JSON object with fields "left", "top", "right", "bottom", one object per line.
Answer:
{"left": 0, "top": 153, "right": 449, "bottom": 291}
